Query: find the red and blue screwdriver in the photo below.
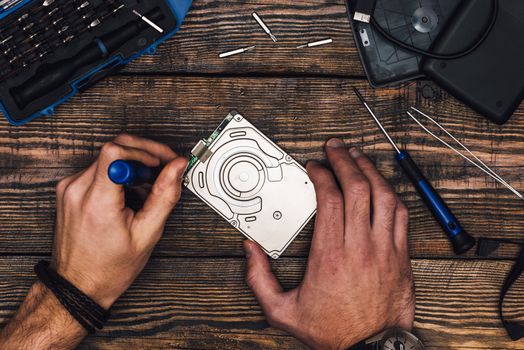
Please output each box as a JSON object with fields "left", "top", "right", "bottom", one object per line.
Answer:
{"left": 354, "top": 88, "right": 475, "bottom": 255}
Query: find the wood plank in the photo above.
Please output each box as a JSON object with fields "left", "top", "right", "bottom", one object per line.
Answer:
{"left": 122, "top": 0, "right": 362, "bottom": 76}
{"left": 0, "top": 1, "right": 520, "bottom": 348}
{"left": 0, "top": 77, "right": 522, "bottom": 258}
{"left": 0, "top": 257, "right": 522, "bottom": 349}
{"left": 1, "top": 77, "right": 523, "bottom": 170}
{"left": 0, "top": 167, "right": 523, "bottom": 259}
{"left": 1, "top": 77, "right": 522, "bottom": 169}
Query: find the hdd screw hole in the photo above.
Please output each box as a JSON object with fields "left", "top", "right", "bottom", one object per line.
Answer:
{"left": 273, "top": 211, "right": 282, "bottom": 220}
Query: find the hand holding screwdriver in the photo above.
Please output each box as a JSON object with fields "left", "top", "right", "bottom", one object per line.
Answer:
{"left": 108, "top": 160, "right": 161, "bottom": 186}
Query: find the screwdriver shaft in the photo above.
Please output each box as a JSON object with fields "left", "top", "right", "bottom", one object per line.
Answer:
{"left": 1, "top": 0, "right": 124, "bottom": 74}
{"left": 353, "top": 87, "right": 475, "bottom": 255}
{"left": 219, "top": 45, "right": 256, "bottom": 58}
{"left": 353, "top": 88, "right": 401, "bottom": 154}
{"left": 132, "top": 9, "right": 164, "bottom": 33}
{"left": 252, "top": 12, "right": 277, "bottom": 42}
{"left": 0, "top": 0, "right": 22, "bottom": 10}
{"left": 297, "top": 38, "right": 333, "bottom": 49}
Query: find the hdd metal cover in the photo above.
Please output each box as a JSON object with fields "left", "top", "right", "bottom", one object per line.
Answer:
{"left": 184, "top": 111, "right": 317, "bottom": 259}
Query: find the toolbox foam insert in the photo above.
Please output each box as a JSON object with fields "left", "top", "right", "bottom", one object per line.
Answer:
{"left": 0, "top": 0, "right": 192, "bottom": 125}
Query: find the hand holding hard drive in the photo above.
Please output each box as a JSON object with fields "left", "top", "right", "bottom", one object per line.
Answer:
{"left": 244, "top": 139, "right": 416, "bottom": 350}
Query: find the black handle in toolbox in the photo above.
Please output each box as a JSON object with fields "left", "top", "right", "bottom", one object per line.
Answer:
{"left": 10, "top": 8, "right": 164, "bottom": 109}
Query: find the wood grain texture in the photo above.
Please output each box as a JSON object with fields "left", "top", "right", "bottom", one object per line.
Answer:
{"left": 123, "top": 0, "right": 362, "bottom": 76}
{"left": 0, "top": 77, "right": 522, "bottom": 258}
{"left": 0, "top": 167, "right": 523, "bottom": 260}
{"left": 0, "top": 257, "right": 522, "bottom": 350}
{"left": 0, "top": 0, "right": 523, "bottom": 348}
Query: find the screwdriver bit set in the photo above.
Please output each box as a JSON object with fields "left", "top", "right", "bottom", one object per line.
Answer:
{"left": 0, "top": 0, "right": 192, "bottom": 125}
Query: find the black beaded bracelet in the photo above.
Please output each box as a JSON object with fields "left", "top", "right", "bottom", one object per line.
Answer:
{"left": 34, "top": 261, "right": 110, "bottom": 334}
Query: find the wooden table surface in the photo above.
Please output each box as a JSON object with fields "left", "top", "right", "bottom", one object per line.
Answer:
{"left": 1, "top": 1, "right": 523, "bottom": 349}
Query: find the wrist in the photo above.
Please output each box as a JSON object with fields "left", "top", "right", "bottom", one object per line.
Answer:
{"left": 36, "top": 261, "right": 112, "bottom": 334}
{"left": 56, "top": 268, "right": 120, "bottom": 310}
{"left": 302, "top": 331, "right": 365, "bottom": 350}
{"left": 335, "top": 326, "right": 384, "bottom": 350}
{"left": 344, "top": 328, "right": 425, "bottom": 350}
{"left": 33, "top": 281, "right": 88, "bottom": 334}
{"left": 0, "top": 281, "right": 87, "bottom": 350}
{"left": 337, "top": 334, "right": 370, "bottom": 350}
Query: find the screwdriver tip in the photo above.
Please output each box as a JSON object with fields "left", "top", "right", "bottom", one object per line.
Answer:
{"left": 352, "top": 87, "right": 402, "bottom": 154}
{"left": 353, "top": 87, "right": 365, "bottom": 103}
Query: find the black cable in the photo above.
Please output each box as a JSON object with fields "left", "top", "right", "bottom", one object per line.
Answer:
{"left": 369, "top": 0, "right": 499, "bottom": 60}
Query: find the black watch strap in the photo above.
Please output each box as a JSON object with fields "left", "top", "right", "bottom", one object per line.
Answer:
{"left": 477, "top": 238, "right": 524, "bottom": 341}
{"left": 500, "top": 245, "right": 524, "bottom": 340}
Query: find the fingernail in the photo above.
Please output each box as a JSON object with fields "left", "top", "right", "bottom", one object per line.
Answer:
{"left": 243, "top": 241, "right": 252, "bottom": 258}
{"left": 162, "top": 163, "right": 178, "bottom": 185}
{"left": 326, "top": 138, "right": 345, "bottom": 148}
{"left": 349, "top": 147, "right": 362, "bottom": 158}
{"left": 170, "top": 158, "right": 188, "bottom": 183}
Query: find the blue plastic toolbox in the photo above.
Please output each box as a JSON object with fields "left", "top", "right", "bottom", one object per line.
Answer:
{"left": 0, "top": 0, "right": 192, "bottom": 125}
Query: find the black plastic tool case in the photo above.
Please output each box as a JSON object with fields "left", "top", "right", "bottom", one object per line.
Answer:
{"left": 345, "top": 0, "right": 460, "bottom": 87}
{"left": 0, "top": 0, "right": 192, "bottom": 125}
{"left": 422, "top": 0, "right": 524, "bottom": 124}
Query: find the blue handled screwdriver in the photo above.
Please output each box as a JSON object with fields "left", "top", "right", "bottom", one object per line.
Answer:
{"left": 108, "top": 160, "right": 161, "bottom": 186}
{"left": 354, "top": 88, "right": 475, "bottom": 255}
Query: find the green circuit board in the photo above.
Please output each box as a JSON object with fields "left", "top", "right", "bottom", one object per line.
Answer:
{"left": 184, "top": 112, "right": 236, "bottom": 176}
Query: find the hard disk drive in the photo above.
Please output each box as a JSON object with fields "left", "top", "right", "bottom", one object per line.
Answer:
{"left": 184, "top": 111, "right": 317, "bottom": 259}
